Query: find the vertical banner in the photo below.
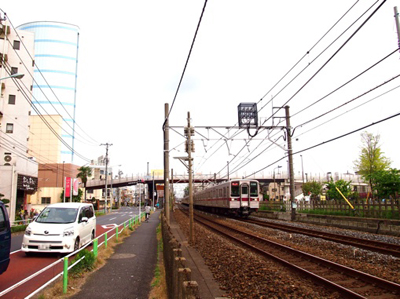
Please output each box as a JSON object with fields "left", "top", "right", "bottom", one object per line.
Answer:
{"left": 73, "top": 179, "right": 79, "bottom": 196}
{"left": 65, "top": 177, "right": 71, "bottom": 197}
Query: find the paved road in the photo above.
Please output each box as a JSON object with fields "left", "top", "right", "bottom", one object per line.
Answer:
{"left": 10, "top": 206, "right": 143, "bottom": 252}
{"left": 2, "top": 206, "right": 145, "bottom": 299}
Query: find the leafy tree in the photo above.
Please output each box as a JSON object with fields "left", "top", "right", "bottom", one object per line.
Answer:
{"left": 354, "top": 131, "right": 391, "bottom": 197}
{"left": 301, "top": 181, "right": 323, "bottom": 200}
{"left": 325, "top": 179, "right": 352, "bottom": 200}
{"left": 77, "top": 166, "right": 92, "bottom": 201}
{"left": 60, "top": 188, "right": 83, "bottom": 202}
{"left": 370, "top": 169, "right": 400, "bottom": 200}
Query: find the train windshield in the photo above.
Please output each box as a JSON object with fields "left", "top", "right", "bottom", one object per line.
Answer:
{"left": 250, "top": 182, "right": 258, "bottom": 197}
{"left": 231, "top": 182, "right": 240, "bottom": 197}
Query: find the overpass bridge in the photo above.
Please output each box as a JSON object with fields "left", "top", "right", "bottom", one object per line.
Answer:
{"left": 85, "top": 173, "right": 287, "bottom": 191}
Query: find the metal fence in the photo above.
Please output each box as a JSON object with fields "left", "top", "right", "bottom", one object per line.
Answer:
{"left": 260, "top": 199, "right": 400, "bottom": 219}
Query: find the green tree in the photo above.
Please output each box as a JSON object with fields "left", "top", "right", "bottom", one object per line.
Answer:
{"left": 370, "top": 169, "right": 400, "bottom": 200}
{"left": 60, "top": 188, "right": 83, "bottom": 202}
{"left": 77, "top": 166, "right": 92, "bottom": 201}
{"left": 354, "top": 131, "right": 391, "bottom": 197}
{"left": 325, "top": 179, "right": 352, "bottom": 200}
{"left": 301, "top": 181, "right": 323, "bottom": 200}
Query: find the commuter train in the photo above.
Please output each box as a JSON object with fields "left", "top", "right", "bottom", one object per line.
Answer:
{"left": 182, "top": 179, "right": 260, "bottom": 217}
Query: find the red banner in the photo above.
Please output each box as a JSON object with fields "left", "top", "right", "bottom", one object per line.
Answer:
{"left": 65, "top": 177, "right": 71, "bottom": 197}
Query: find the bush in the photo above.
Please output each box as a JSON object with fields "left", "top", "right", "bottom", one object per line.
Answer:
{"left": 70, "top": 249, "right": 96, "bottom": 276}
{"left": 11, "top": 224, "right": 28, "bottom": 233}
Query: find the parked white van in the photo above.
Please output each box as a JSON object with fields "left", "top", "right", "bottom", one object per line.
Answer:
{"left": 21, "top": 203, "right": 96, "bottom": 254}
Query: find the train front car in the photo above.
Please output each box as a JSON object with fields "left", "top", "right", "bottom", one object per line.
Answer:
{"left": 229, "top": 179, "right": 260, "bottom": 217}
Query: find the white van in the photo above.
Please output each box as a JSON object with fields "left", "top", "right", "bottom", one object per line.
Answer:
{"left": 21, "top": 203, "right": 96, "bottom": 254}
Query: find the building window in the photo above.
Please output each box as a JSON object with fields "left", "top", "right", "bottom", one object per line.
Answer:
{"left": 11, "top": 67, "right": 18, "bottom": 75}
{"left": 6, "top": 123, "right": 13, "bottom": 133}
{"left": 8, "top": 94, "right": 16, "bottom": 105}
{"left": 13, "top": 40, "right": 20, "bottom": 50}
{"left": 41, "top": 197, "right": 51, "bottom": 204}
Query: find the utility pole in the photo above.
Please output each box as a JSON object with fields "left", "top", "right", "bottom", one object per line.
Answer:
{"left": 171, "top": 168, "right": 174, "bottom": 211}
{"left": 101, "top": 143, "right": 112, "bottom": 213}
{"left": 394, "top": 7, "right": 400, "bottom": 52}
{"left": 186, "top": 112, "right": 195, "bottom": 244}
{"left": 285, "top": 106, "right": 296, "bottom": 221}
{"left": 164, "top": 103, "right": 170, "bottom": 224}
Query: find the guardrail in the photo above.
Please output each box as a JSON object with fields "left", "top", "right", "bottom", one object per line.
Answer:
{"left": 0, "top": 212, "right": 146, "bottom": 298}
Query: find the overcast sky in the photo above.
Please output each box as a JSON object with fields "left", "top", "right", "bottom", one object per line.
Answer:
{"left": 2, "top": 0, "right": 400, "bottom": 181}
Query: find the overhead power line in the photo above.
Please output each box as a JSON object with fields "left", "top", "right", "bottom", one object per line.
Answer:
{"left": 163, "top": 0, "right": 209, "bottom": 129}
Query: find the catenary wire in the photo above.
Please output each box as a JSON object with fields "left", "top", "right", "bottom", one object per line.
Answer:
{"left": 244, "top": 111, "right": 400, "bottom": 178}
{"left": 292, "top": 48, "right": 399, "bottom": 119}
{"left": 193, "top": 1, "right": 379, "bottom": 175}
{"left": 162, "top": 0, "right": 209, "bottom": 129}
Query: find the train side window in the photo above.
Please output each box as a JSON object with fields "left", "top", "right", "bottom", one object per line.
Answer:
{"left": 219, "top": 189, "right": 222, "bottom": 197}
{"left": 250, "top": 182, "right": 258, "bottom": 197}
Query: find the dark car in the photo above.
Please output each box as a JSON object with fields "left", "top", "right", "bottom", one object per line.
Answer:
{"left": 0, "top": 201, "right": 11, "bottom": 275}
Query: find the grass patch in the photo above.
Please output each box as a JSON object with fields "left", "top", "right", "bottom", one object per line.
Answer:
{"left": 149, "top": 223, "right": 167, "bottom": 299}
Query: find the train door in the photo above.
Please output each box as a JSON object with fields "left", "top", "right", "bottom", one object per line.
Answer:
{"left": 240, "top": 183, "right": 250, "bottom": 215}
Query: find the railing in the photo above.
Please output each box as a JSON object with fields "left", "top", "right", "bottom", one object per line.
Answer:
{"left": 1, "top": 212, "right": 146, "bottom": 298}
{"left": 260, "top": 199, "right": 400, "bottom": 219}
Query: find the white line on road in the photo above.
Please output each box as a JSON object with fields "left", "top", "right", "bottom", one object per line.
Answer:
{"left": 109, "top": 217, "right": 116, "bottom": 220}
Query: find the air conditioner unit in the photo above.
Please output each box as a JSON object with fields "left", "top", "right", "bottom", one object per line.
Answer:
{"left": 4, "top": 152, "right": 16, "bottom": 166}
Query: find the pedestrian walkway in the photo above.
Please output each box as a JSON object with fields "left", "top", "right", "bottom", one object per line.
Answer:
{"left": 71, "top": 208, "right": 223, "bottom": 299}
{"left": 71, "top": 209, "right": 161, "bottom": 299}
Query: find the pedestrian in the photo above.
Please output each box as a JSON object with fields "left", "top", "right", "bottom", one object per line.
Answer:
{"left": 145, "top": 205, "right": 151, "bottom": 222}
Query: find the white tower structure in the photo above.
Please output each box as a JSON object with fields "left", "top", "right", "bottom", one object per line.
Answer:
{"left": 16, "top": 21, "right": 80, "bottom": 164}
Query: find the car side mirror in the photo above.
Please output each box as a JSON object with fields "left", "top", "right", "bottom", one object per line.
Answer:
{"left": 81, "top": 217, "right": 88, "bottom": 223}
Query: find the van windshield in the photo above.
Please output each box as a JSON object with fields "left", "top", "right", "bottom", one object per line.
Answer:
{"left": 36, "top": 207, "right": 78, "bottom": 224}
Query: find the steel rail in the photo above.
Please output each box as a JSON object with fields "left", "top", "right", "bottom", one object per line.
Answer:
{"left": 243, "top": 218, "right": 400, "bottom": 257}
{"left": 190, "top": 212, "right": 400, "bottom": 298}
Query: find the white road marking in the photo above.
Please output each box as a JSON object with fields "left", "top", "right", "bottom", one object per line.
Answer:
{"left": 101, "top": 224, "right": 117, "bottom": 229}
{"left": 109, "top": 217, "right": 116, "bottom": 220}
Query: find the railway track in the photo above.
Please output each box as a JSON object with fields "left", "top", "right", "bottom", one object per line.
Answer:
{"left": 241, "top": 218, "right": 400, "bottom": 258}
{"left": 192, "top": 212, "right": 400, "bottom": 299}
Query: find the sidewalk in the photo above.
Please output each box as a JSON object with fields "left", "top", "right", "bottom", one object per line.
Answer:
{"left": 71, "top": 209, "right": 223, "bottom": 299}
{"left": 71, "top": 210, "right": 161, "bottom": 299}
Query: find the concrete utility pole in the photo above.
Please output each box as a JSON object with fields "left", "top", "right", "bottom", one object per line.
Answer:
{"left": 171, "top": 169, "right": 174, "bottom": 211}
{"left": 187, "top": 112, "right": 194, "bottom": 244}
{"left": 101, "top": 143, "right": 112, "bottom": 213}
{"left": 164, "top": 103, "right": 170, "bottom": 224}
{"left": 394, "top": 7, "right": 400, "bottom": 52}
{"left": 285, "top": 106, "right": 296, "bottom": 221}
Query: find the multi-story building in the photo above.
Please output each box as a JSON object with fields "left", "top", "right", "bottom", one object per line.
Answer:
{"left": 0, "top": 17, "right": 38, "bottom": 222}
{"left": 16, "top": 21, "right": 80, "bottom": 164}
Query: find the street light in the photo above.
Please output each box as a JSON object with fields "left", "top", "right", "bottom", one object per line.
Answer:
{"left": 273, "top": 166, "right": 282, "bottom": 201}
{"left": 0, "top": 73, "right": 25, "bottom": 80}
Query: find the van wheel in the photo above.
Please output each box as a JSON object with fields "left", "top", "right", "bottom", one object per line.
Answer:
{"left": 74, "top": 237, "right": 80, "bottom": 251}
{"left": 91, "top": 230, "right": 95, "bottom": 241}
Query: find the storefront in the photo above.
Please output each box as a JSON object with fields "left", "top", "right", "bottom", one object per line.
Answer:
{"left": 15, "top": 174, "right": 38, "bottom": 220}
